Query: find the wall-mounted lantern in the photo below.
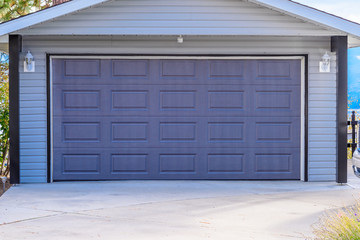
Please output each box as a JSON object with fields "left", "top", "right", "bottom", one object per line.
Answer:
{"left": 24, "top": 51, "right": 35, "bottom": 72}
{"left": 177, "top": 35, "right": 184, "bottom": 44}
{"left": 319, "top": 51, "right": 331, "bottom": 73}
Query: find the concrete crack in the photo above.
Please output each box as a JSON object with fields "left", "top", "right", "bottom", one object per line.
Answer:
{"left": 0, "top": 213, "right": 65, "bottom": 226}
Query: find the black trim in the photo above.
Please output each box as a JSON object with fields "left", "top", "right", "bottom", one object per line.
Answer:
{"left": 331, "top": 36, "right": 348, "bottom": 184}
{"left": 46, "top": 53, "right": 308, "bottom": 182}
{"left": 304, "top": 55, "right": 309, "bottom": 182}
{"left": 9, "top": 35, "right": 22, "bottom": 184}
{"left": 46, "top": 54, "right": 51, "bottom": 183}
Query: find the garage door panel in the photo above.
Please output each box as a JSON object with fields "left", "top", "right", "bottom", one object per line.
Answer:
{"left": 208, "top": 60, "right": 245, "bottom": 79}
{"left": 112, "top": 122, "right": 149, "bottom": 142}
{"left": 111, "top": 90, "right": 149, "bottom": 111}
{"left": 52, "top": 59, "right": 104, "bottom": 84}
{"left": 208, "top": 90, "right": 246, "bottom": 111}
{"left": 250, "top": 60, "right": 301, "bottom": 86}
{"left": 53, "top": 58, "right": 301, "bottom": 180}
{"left": 112, "top": 59, "right": 150, "bottom": 79}
{"left": 253, "top": 86, "right": 301, "bottom": 117}
{"left": 53, "top": 149, "right": 106, "bottom": 181}
{"left": 111, "top": 154, "right": 149, "bottom": 174}
{"left": 253, "top": 117, "right": 301, "bottom": 147}
{"left": 53, "top": 86, "right": 107, "bottom": 116}
{"left": 252, "top": 148, "right": 301, "bottom": 179}
{"left": 53, "top": 117, "right": 104, "bottom": 148}
{"left": 160, "top": 90, "right": 197, "bottom": 111}
{"left": 207, "top": 122, "right": 245, "bottom": 143}
{"left": 159, "top": 59, "right": 201, "bottom": 80}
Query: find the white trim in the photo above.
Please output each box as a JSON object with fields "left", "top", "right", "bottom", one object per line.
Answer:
{"left": 0, "top": 0, "right": 109, "bottom": 36}
{"left": 49, "top": 60, "right": 54, "bottom": 183}
{"left": 49, "top": 55, "right": 306, "bottom": 182}
{"left": 300, "top": 57, "right": 305, "bottom": 181}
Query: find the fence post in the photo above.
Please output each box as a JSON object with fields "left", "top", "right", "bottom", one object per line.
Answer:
{"left": 352, "top": 111, "right": 357, "bottom": 154}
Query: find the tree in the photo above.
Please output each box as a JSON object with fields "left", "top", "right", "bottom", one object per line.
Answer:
{"left": 0, "top": 0, "right": 53, "bottom": 22}
{"left": 0, "top": 53, "right": 8, "bottom": 176}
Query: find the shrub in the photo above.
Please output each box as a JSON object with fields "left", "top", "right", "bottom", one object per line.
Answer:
{"left": 312, "top": 201, "right": 360, "bottom": 239}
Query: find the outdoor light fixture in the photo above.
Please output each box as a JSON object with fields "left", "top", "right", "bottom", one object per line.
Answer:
{"left": 319, "top": 51, "right": 331, "bottom": 73}
{"left": 24, "top": 51, "right": 35, "bottom": 72}
{"left": 177, "top": 35, "right": 184, "bottom": 44}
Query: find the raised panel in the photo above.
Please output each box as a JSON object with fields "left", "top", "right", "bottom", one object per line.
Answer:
{"left": 111, "top": 154, "right": 147, "bottom": 173}
{"left": 63, "top": 154, "right": 100, "bottom": 173}
{"left": 160, "top": 91, "right": 196, "bottom": 110}
{"left": 256, "top": 91, "right": 291, "bottom": 109}
{"left": 112, "top": 91, "right": 148, "bottom": 110}
{"left": 208, "top": 91, "right": 244, "bottom": 110}
{"left": 208, "top": 123, "right": 244, "bottom": 142}
{"left": 257, "top": 61, "right": 291, "bottom": 78}
{"left": 256, "top": 123, "right": 291, "bottom": 141}
{"left": 209, "top": 61, "right": 244, "bottom": 78}
{"left": 63, "top": 91, "right": 100, "bottom": 110}
{"left": 112, "top": 60, "right": 148, "bottom": 77}
{"left": 160, "top": 123, "right": 196, "bottom": 141}
{"left": 160, "top": 154, "right": 196, "bottom": 173}
{"left": 63, "top": 123, "right": 100, "bottom": 142}
{"left": 255, "top": 154, "right": 291, "bottom": 172}
{"left": 208, "top": 154, "right": 244, "bottom": 173}
{"left": 161, "top": 60, "right": 196, "bottom": 77}
{"left": 64, "top": 60, "right": 100, "bottom": 77}
{"left": 112, "top": 123, "right": 148, "bottom": 142}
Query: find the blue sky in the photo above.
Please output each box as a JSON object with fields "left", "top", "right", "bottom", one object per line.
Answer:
{"left": 293, "top": 0, "right": 360, "bottom": 109}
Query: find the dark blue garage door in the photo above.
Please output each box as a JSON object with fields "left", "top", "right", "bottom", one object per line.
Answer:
{"left": 52, "top": 58, "right": 301, "bottom": 180}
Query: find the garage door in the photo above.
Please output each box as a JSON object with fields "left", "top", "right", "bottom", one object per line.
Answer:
{"left": 52, "top": 58, "right": 301, "bottom": 180}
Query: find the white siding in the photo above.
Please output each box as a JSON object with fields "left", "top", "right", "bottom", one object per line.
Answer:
{"left": 16, "top": 0, "right": 342, "bottom": 36}
{"left": 19, "top": 35, "right": 337, "bottom": 182}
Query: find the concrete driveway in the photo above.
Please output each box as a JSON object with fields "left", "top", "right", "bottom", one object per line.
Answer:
{"left": 1, "top": 177, "right": 360, "bottom": 240}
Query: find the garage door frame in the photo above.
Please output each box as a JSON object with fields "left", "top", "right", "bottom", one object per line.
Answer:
{"left": 47, "top": 54, "right": 307, "bottom": 182}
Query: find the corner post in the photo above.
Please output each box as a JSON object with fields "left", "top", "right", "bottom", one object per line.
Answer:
{"left": 9, "top": 35, "right": 22, "bottom": 184}
{"left": 331, "top": 36, "right": 348, "bottom": 184}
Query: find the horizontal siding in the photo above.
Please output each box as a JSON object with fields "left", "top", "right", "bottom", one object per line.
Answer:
{"left": 309, "top": 175, "right": 336, "bottom": 182}
{"left": 16, "top": 0, "right": 342, "bottom": 36}
{"left": 309, "top": 135, "right": 336, "bottom": 142}
{"left": 19, "top": 34, "right": 336, "bottom": 182}
{"left": 21, "top": 156, "right": 47, "bottom": 163}
{"left": 20, "top": 163, "right": 46, "bottom": 170}
{"left": 20, "top": 177, "right": 47, "bottom": 183}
